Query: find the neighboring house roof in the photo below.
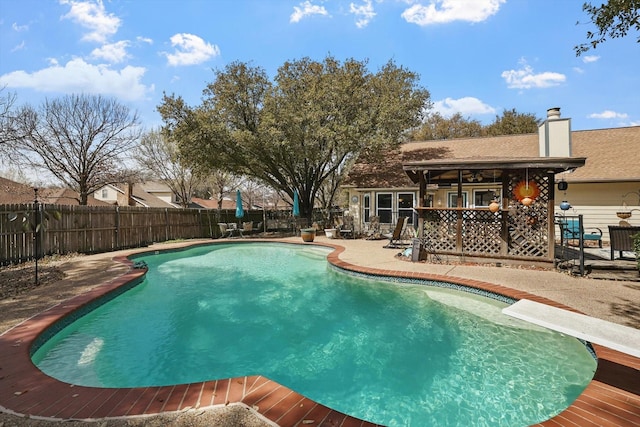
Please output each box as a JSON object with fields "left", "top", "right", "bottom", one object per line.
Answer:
{"left": 0, "top": 177, "right": 108, "bottom": 206}
{"left": 128, "top": 184, "right": 176, "bottom": 208}
{"left": 343, "top": 126, "right": 640, "bottom": 188}
{"left": 191, "top": 197, "right": 233, "bottom": 209}
{"left": 42, "top": 188, "right": 111, "bottom": 206}
{"left": 0, "top": 177, "right": 35, "bottom": 204}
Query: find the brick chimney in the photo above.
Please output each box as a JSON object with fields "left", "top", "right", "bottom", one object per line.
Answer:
{"left": 538, "top": 107, "right": 572, "bottom": 157}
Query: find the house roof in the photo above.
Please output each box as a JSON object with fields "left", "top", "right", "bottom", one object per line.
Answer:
{"left": 0, "top": 177, "right": 109, "bottom": 206}
{"left": 343, "top": 126, "right": 640, "bottom": 188}
{"left": 191, "top": 197, "right": 238, "bottom": 210}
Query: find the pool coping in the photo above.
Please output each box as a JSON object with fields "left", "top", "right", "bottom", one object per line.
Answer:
{"left": 0, "top": 240, "right": 638, "bottom": 426}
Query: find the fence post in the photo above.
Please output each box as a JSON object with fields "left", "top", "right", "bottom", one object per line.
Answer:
{"left": 33, "top": 189, "right": 40, "bottom": 285}
{"left": 165, "top": 208, "right": 169, "bottom": 241}
{"left": 115, "top": 206, "right": 120, "bottom": 249}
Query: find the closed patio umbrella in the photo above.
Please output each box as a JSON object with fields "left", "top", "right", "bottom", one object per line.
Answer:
{"left": 293, "top": 191, "right": 300, "bottom": 217}
{"left": 235, "top": 190, "right": 244, "bottom": 219}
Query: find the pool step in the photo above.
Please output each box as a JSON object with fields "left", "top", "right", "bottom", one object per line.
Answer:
{"left": 502, "top": 299, "right": 640, "bottom": 358}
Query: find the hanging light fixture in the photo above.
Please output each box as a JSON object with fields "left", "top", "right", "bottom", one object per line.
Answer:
{"left": 558, "top": 178, "right": 570, "bottom": 210}
{"left": 521, "top": 168, "right": 533, "bottom": 206}
{"left": 488, "top": 170, "right": 500, "bottom": 213}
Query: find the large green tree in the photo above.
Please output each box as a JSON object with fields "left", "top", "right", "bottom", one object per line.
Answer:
{"left": 409, "top": 112, "right": 483, "bottom": 140}
{"left": 575, "top": 0, "right": 640, "bottom": 55}
{"left": 483, "top": 108, "right": 540, "bottom": 137}
{"left": 159, "top": 56, "right": 430, "bottom": 220}
{"left": 408, "top": 108, "right": 540, "bottom": 141}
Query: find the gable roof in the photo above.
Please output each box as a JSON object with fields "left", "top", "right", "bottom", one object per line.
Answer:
{"left": 0, "top": 177, "right": 109, "bottom": 206}
{"left": 343, "top": 126, "right": 640, "bottom": 188}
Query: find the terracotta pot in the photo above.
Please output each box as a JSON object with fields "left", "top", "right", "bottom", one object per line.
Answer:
{"left": 301, "top": 228, "right": 316, "bottom": 242}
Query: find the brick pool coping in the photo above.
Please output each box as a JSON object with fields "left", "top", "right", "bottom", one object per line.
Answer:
{"left": 0, "top": 240, "right": 638, "bottom": 426}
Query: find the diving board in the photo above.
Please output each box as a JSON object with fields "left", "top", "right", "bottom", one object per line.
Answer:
{"left": 502, "top": 299, "right": 640, "bottom": 358}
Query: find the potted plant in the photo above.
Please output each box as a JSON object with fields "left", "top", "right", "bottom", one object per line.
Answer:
{"left": 632, "top": 232, "right": 640, "bottom": 274}
{"left": 300, "top": 227, "right": 316, "bottom": 242}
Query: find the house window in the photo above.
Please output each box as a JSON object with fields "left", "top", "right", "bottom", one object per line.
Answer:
{"left": 397, "top": 193, "right": 414, "bottom": 218}
{"left": 448, "top": 191, "right": 468, "bottom": 208}
{"left": 376, "top": 193, "right": 393, "bottom": 223}
{"left": 101, "top": 189, "right": 108, "bottom": 198}
{"left": 363, "top": 194, "right": 370, "bottom": 223}
{"left": 473, "top": 190, "right": 497, "bottom": 208}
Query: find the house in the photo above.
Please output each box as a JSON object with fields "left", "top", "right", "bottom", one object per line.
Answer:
{"left": 93, "top": 182, "right": 178, "bottom": 208}
{"left": 190, "top": 197, "right": 238, "bottom": 210}
{"left": 342, "top": 109, "right": 640, "bottom": 245}
{"left": 0, "top": 177, "right": 109, "bottom": 206}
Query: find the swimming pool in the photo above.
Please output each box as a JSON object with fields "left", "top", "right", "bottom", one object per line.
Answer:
{"left": 32, "top": 243, "right": 597, "bottom": 426}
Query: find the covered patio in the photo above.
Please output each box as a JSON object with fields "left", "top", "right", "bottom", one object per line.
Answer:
{"left": 403, "top": 157, "right": 586, "bottom": 265}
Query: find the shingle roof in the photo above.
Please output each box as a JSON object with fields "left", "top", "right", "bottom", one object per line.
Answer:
{"left": 0, "top": 177, "right": 109, "bottom": 206}
{"left": 343, "top": 126, "right": 640, "bottom": 188}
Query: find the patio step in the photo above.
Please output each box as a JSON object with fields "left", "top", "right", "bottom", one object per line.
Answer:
{"left": 502, "top": 299, "right": 640, "bottom": 358}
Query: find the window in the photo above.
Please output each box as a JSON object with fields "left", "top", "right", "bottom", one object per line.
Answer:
{"left": 101, "top": 188, "right": 108, "bottom": 198}
{"left": 363, "top": 194, "right": 371, "bottom": 223}
{"left": 397, "top": 193, "right": 414, "bottom": 218}
{"left": 376, "top": 193, "right": 393, "bottom": 223}
{"left": 448, "top": 191, "right": 468, "bottom": 208}
{"left": 473, "top": 190, "right": 497, "bottom": 208}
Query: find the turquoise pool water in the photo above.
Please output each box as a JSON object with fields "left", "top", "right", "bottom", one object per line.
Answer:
{"left": 32, "top": 243, "right": 596, "bottom": 426}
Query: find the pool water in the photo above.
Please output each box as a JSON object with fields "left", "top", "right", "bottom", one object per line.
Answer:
{"left": 32, "top": 243, "right": 596, "bottom": 426}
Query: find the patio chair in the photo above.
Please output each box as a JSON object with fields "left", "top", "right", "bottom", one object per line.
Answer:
{"left": 383, "top": 216, "right": 409, "bottom": 249}
{"left": 557, "top": 217, "right": 602, "bottom": 248}
{"left": 218, "top": 223, "right": 232, "bottom": 238}
{"left": 365, "top": 216, "right": 382, "bottom": 240}
{"left": 340, "top": 215, "right": 354, "bottom": 239}
{"left": 240, "top": 221, "right": 253, "bottom": 238}
{"left": 608, "top": 225, "right": 640, "bottom": 260}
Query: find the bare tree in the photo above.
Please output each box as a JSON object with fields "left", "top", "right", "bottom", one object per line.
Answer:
{"left": 134, "top": 129, "right": 201, "bottom": 207}
{"left": 0, "top": 87, "right": 19, "bottom": 153}
{"left": 12, "top": 94, "right": 141, "bottom": 204}
{"left": 203, "top": 170, "right": 244, "bottom": 210}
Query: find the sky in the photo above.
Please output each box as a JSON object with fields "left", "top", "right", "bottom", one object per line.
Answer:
{"left": 1, "top": 0, "right": 638, "bottom": 134}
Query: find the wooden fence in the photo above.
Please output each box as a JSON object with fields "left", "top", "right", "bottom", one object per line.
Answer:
{"left": 0, "top": 204, "right": 269, "bottom": 265}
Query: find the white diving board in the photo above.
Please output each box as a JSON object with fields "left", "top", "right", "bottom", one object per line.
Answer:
{"left": 502, "top": 299, "right": 640, "bottom": 359}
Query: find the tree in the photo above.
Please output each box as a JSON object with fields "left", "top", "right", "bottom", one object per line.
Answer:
{"left": 483, "top": 108, "right": 541, "bottom": 137}
{"left": 12, "top": 94, "right": 141, "bottom": 204}
{"left": 200, "top": 170, "right": 244, "bottom": 211}
{"left": 408, "top": 109, "right": 540, "bottom": 141}
{"left": 575, "top": 0, "right": 640, "bottom": 56}
{"left": 409, "top": 112, "right": 483, "bottom": 140}
{"left": 134, "top": 129, "right": 200, "bottom": 208}
{"left": 0, "top": 87, "right": 19, "bottom": 152}
{"left": 159, "top": 56, "right": 430, "bottom": 220}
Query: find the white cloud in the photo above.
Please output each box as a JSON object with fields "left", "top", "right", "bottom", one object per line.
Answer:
{"left": 90, "top": 40, "right": 130, "bottom": 63}
{"left": 164, "top": 33, "right": 220, "bottom": 66}
{"left": 290, "top": 1, "right": 329, "bottom": 23}
{"left": 582, "top": 55, "right": 600, "bottom": 63}
{"left": 0, "top": 58, "right": 151, "bottom": 101}
{"left": 60, "top": 0, "right": 121, "bottom": 43}
{"left": 588, "top": 110, "right": 628, "bottom": 120}
{"left": 573, "top": 67, "right": 584, "bottom": 74}
{"left": 433, "top": 96, "right": 496, "bottom": 117}
{"left": 137, "top": 36, "right": 153, "bottom": 45}
{"left": 402, "top": 0, "right": 505, "bottom": 25}
{"left": 11, "top": 41, "right": 26, "bottom": 53}
{"left": 350, "top": 0, "right": 376, "bottom": 28}
{"left": 501, "top": 61, "right": 565, "bottom": 89}
{"left": 12, "top": 22, "right": 28, "bottom": 32}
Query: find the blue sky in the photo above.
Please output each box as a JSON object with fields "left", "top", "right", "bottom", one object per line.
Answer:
{"left": 1, "top": 0, "right": 638, "bottom": 132}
